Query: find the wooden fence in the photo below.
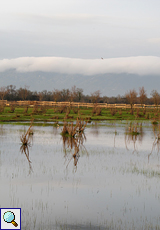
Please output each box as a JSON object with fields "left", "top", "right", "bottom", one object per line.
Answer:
{"left": 0, "top": 100, "right": 160, "bottom": 109}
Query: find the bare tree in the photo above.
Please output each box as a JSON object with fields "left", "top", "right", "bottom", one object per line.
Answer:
{"left": 151, "top": 90, "right": 160, "bottom": 106}
{"left": 91, "top": 90, "right": 101, "bottom": 104}
{"left": 52, "top": 89, "right": 61, "bottom": 102}
{"left": 76, "top": 88, "right": 83, "bottom": 102}
{"left": 6, "top": 85, "right": 16, "bottom": 101}
{"left": 0, "top": 87, "right": 8, "bottom": 100}
{"left": 70, "top": 85, "right": 77, "bottom": 102}
{"left": 139, "top": 86, "right": 147, "bottom": 107}
{"left": 18, "top": 85, "right": 30, "bottom": 100}
{"left": 38, "top": 92, "right": 43, "bottom": 101}
{"left": 125, "top": 89, "right": 137, "bottom": 109}
{"left": 61, "top": 89, "right": 70, "bottom": 101}
{"left": 23, "top": 85, "right": 29, "bottom": 100}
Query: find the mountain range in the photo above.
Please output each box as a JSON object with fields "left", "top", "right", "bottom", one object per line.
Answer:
{"left": 0, "top": 69, "right": 159, "bottom": 97}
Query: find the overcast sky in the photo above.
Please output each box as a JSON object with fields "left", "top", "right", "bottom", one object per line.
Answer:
{"left": 0, "top": 0, "right": 160, "bottom": 75}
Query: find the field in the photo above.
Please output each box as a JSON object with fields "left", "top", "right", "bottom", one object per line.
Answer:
{"left": 0, "top": 103, "right": 159, "bottom": 124}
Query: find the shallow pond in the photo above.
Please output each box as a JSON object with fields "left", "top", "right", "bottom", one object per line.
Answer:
{"left": 0, "top": 122, "right": 160, "bottom": 230}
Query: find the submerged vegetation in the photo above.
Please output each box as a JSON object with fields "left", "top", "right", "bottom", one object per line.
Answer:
{"left": 126, "top": 121, "right": 142, "bottom": 135}
{"left": 61, "top": 117, "right": 88, "bottom": 170}
{"left": 20, "top": 122, "right": 33, "bottom": 146}
{"left": 20, "top": 122, "right": 33, "bottom": 173}
{"left": 61, "top": 118, "right": 88, "bottom": 137}
{"left": 125, "top": 121, "right": 144, "bottom": 154}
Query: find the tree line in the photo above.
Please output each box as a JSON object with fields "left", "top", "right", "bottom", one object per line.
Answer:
{"left": 0, "top": 85, "right": 159, "bottom": 105}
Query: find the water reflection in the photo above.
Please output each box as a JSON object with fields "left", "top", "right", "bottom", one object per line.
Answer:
{"left": 20, "top": 144, "right": 33, "bottom": 174}
{"left": 52, "top": 122, "right": 60, "bottom": 136}
{"left": 113, "top": 122, "right": 117, "bottom": 148}
{"left": 62, "top": 132, "right": 88, "bottom": 171}
{"left": 90, "top": 122, "right": 99, "bottom": 137}
{"left": 0, "top": 124, "right": 5, "bottom": 136}
{"left": 148, "top": 124, "right": 160, "bottom": 161}
{"left": 152, "top": 123, "right": 160, "bottom": 146}
{"left": 2, "top": 123, "right": 160, "bottom": 229}
{"left": 20, "top": 124, "right": 34, "bottom": 174}
{"left": 125, "top": 122, "right": 144, "bottom": 154}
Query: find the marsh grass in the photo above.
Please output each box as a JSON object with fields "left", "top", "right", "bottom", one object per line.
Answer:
{"left": 110, "top": 108, "right": 117, "bottom": 116}
{"left": 32, "top": 105, "right": 39, "bottom": 114}
{"left": 72, "top": 107, "right": 79, "bottom": 114}
{"left": 148, "top": 123, "right": 160, "bottom": 161}
{"left": 118, "top": 109, "right": 122, "bottom": 116}
{"left": 24, "top": 106, "right": 28, "bottom": 114}
{"left": 62, "top": 136, "right": 78, "bottom": 169}
{"left": 126, "top": 121, "right": 142, "bottom": 135}
{"left": 0, "top": 105, "right": 4, "bottom": 113}
{"left": 62, "top": 119, "right": 88, "bottom": 170}
{"left": 65, "top": 107, "right": 73, "bottom": 119}
{"left": 39, "top": 105, "right": 47, "bottom": 114}
{"left": 61, "top": 117, "right": 88, "bottom": 169}
{"left": 131, "top": 166, "right": 160, "bottom": 178}
{"left": 96, "top": 107, "right": 102, "bottom": 116}
{"left": 19, "top": 121, "right": 34, "bottom": 173}
{"left": 9, "top": 104, "right": 16, "bottom": 113}
{"left": 20, "top": 122, "right": 33, "bottom": 146}
{"left": 91, "top": 104, "right": 97, "bottom": 115}
{"left": 136, "top": 108, "right": 144, "bottom": 118}
{"left": 13, "top": 114, "right": 21, "bottom": 119}
{"left": 143, "top": 108, "right": 146, "bottom": 115}
{"left": 125, "top": 122, "right": 143, "bottom": 153}
{"left": 20, "top": 144, "right": 33, "bottom": 173}
{"left": 145, "top": 113, "right": 150, "bottom": 119}
{"left": 130, "top": 109, "right": 134, "bottom": 115}
{"left": 57, "top": 105, "right": 66, "bottom": 113}
{"left": 61, "top": 118, "right": 88, "bottom": 137}
{"left": 152, "top": 120, "right": 158, "bottom": 125}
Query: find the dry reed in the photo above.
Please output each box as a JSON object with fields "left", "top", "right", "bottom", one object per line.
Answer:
{"left": 61, "top": 118, "right": 88, "bottom": 138}
{"left": 110, "top": 108, "right": 116, "bottom": 116}
{"left": 20, "top": 122, "right": 33, "bottom": 146}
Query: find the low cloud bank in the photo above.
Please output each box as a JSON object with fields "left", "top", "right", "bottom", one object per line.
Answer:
{"left": 0, "top": 56, "right": 160, "bottom": 76}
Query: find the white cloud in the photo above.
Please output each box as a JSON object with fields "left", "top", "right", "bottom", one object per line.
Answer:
{"left": 17, "top": 13, "right": 102, "bottom": 25}
{"left": 148, "top": 38, "right": 160, "bottom": 44}
{"left": 0, "top": 56, "right": 160, "bottom": 76}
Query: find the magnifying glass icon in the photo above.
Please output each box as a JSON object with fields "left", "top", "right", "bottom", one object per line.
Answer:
{"left": 3, "top": 211, "right": 18, "bottom": 227}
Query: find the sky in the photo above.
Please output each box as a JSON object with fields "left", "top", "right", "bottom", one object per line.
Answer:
{"left": 0, "top": 0, "right": 160, "bottom": 75}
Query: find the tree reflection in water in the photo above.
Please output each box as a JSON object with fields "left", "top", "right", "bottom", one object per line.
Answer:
{"left": 20, "top": 123, "right": 34, "bottom": 174}
{"left": 0, "top": 124, "right": 5, "bottom": 136}
{"left": 62, "top": 131, "right": 88, "bottom": 172}
{"left": 148, "top": 123, "right": 160, "bottom": 162}
{"left": 125, "top": 122, "right": 144, "bottom": 154}
{"left": 20, "top": 144, "right": 33, "bottom": 174}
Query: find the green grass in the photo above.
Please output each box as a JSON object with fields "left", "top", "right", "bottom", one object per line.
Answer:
{"left": 0, "top": 106, "right": 159, "bottom": 124}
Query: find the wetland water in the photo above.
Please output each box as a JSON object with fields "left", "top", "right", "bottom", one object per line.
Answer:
{"left": 0, "top": 122, "right": 160, "bottom": 230}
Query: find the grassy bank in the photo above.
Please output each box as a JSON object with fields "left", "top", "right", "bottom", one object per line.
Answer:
{"left": 0, "top": 105, "right": 159, "bottom": 124}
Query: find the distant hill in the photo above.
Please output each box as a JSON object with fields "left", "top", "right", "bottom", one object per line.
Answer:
{"left": 0, "top": 69, "right": 159, "bottom": 97}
